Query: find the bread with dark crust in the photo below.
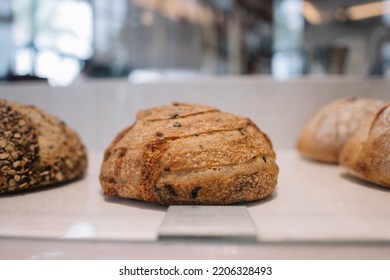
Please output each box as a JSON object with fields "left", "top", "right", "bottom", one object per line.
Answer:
{"left": 297, "top": 98, "right": 385, "bottom": 163}
{"left": 339, "top": 103, "right": 390, "bottom": 188}
{"left": 99, "top": 102, "right": 278, "bottom": 205}
{"left": 0, "top": 99, "right": 88, "bottom": 194}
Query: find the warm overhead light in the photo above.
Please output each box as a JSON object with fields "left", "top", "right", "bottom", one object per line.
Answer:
{"left": 346, "top": 1, "right": 390, "bottom": 21}
{"left": 134, "top": 0, "right": 213, "bottom": 27}
{"left": 303, "top": 1, "right": 323, "bottom": 25}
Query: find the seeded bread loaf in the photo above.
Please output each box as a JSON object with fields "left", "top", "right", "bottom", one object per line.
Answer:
{"left": 99, "top": 102, "right": 278, "bottom": 205}
{"left": 0, "top": 99, "right": 88, "bottom": 194}
{"left": 339, "top": 103, "right": 390, "bottom": 187}
{"left": 297, "top": 98, "right": 385, "bottom": 163}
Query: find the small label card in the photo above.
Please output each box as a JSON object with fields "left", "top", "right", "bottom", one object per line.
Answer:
{"left": 158, "top": 206, "right": 257, "bottom": 241}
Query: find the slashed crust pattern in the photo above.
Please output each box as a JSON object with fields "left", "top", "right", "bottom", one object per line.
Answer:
{"left": 100, "top": 102, "right": 278, "bottom": 205}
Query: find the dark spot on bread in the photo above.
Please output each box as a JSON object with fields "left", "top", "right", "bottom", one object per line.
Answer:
{"left": 191, "top": 186, "right": 201, "bottom": 199}
{"left": 155, "top": 131, "right": 164, "bottom": 138}
{"left": 153, "top": 185, "right": 160, "bottom": 193}
{"left": 116, "top": 148, "right": 127, "bottom": 158}
{"left": 20, "top": 176, "right": 30, "bottom": 183}
{"left": 235, "top": 177, "right": 256, "bottom": 193}
{"left": 165, "top": 184, "right": 177, "bottom": 196}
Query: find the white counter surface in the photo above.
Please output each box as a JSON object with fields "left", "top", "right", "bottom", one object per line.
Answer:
{"left": 1, "top": 150, "right": 389, "bottom": 259}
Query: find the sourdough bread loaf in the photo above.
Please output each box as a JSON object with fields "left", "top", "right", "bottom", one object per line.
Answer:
{"left": 339, "top": 103, "right": 390, "bottom": 187}
{"left": 297, "top": 98, "right": 385, "bottom": 163}
{"left": 100, "top": 102, "right": 278, "bottom": 205}
{"left": 0, "top": 99, "right": 88, "bottom": 194}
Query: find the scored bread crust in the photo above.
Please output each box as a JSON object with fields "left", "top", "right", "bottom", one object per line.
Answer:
{"left": 297, "top": 98, "right": 385, "bottom": 163}
{"left": 339, "top": 103, "right": 390, "bottom": 188}
{"left": 100, "top": 102, "right": 279, "bottom": 205}
{"left": 0, "top": 99, "right": 88, "bottom": 194}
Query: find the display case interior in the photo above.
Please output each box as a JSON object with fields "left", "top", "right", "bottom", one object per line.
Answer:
{"left": 0, "top": 77, "right": 389, "bottom": 259}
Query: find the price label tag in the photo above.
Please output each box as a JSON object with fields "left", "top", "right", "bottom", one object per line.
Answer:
{"left": 158, "top": 206, "right": 257, "bottom": 241}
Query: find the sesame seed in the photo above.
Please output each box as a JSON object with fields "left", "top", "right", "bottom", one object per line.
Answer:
{"left": 0, "top": 153, "right": 10, "bottom": 160}
{"left": 14, "top": 175, "right": 21, "bottom": 182}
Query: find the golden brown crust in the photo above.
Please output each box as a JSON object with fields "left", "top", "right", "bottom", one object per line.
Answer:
{"left": 100, "top": 102, "right": 278, "bottom": 205}
{"left": 0, "top": 99, "right": 88, "bottom": 194}
{"left": 339, "top": 103, "right": 390, "bottom": 188}
{"left": 297, "top": 98, "right": 385, "bottom": 163}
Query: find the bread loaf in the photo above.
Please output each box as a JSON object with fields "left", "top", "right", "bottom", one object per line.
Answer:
{"left": 0, "top": 99, "right": 88, "bottom": 194}
{"left": 339, "top": 103, "right": 390, "bottom": 187}
{"left": 100, "top": 102, "right": 278, "bottom": 205}
{"left": 297, "top": 98, "right": 385, "bottom": 163}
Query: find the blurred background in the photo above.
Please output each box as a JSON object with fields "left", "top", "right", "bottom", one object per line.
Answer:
{"left": 1, "top": 0, "right": 390, "bottom": 85}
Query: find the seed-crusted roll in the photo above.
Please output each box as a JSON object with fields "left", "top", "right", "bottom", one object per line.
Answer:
{"left": 0, "top": 99, "right": 88, "bottom": 194}
{"left": 340, "top": 103, "right": 390, "bottom": 188}
{"left": 100, "top": 102, "right": 278, "bottom": 205}
{"left": 297, "top": 98, "right": 385, "bottom": 163}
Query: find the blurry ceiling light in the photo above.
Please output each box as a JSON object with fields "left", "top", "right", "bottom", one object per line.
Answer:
{"left": 140, "top": 10, "right": 154, "bottom": 26}
{"left": 303, "top": 1, "right": 323, "bottom": 25}
{"left": 346, "top": 1, "right": 390, "bottom": 21}
{"left": 134, "top": 0, "right": 213, "bottom": 26}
